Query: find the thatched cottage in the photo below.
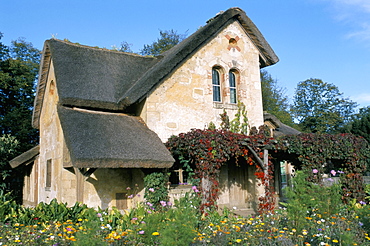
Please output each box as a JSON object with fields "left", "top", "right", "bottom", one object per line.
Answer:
{"left": 11, "top": 7, "right": 285, "bottom": 211}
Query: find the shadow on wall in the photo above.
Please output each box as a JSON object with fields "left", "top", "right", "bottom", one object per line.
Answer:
{"left": 86, "top": 168, "right": 144, "bottom": 209}
{"left": 218, "top": 158, "right": 258, "bottom": 212}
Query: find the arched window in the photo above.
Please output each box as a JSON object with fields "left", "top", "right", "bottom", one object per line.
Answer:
{"left": 229, "top": 70, "right": 237, "bottom": 104}
{"left": 212, "top": 68, "right": 221, "bottom": 102}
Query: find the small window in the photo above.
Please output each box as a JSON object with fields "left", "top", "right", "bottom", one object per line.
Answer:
{"left": 46, "top": 159, "right": 52, "bottom": 190}
{"left": 212, "top": 68, "right": 221, "bottom": 102}
{"left": 229, "top": 71, "right": 237, "bottom": 104}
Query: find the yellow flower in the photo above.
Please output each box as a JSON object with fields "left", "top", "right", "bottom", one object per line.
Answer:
{"left": 236, "top": 239, "right": 242, "bottom": 243}
{"left": 152, "top": 232, "right": 160, "bottom": 236}
{"left": 332, "top": 239, "right": 339, "bottom": 243}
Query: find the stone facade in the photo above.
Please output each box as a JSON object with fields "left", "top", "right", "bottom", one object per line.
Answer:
{"left": 14, "top": 8, "right": 279, "bottom": 212}
{"left": 143, "top": 21, "right": 264, "bottom": 142}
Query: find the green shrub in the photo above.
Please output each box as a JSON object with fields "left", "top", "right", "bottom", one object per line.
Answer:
{"left": 280, "top": 170, "right": 343, "bottom": 231}
{"left": 144, "top": 172, "right": 170, "bottom": 210}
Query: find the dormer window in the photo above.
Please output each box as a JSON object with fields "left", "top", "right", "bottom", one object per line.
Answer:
{"left": 229, "top": 70, "right": 237, "bottom": 104}
{"left": 212, "top": 68, "right": 221, "bottom": 102}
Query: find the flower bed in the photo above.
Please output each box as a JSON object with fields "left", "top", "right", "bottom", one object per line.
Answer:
{"left": 0, "top": 171, "right": 370, "bottom": 245}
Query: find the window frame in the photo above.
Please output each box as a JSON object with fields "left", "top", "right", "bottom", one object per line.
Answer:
{"left": 212, "top": 67, "right": 222, "bottom": 102}
{"left": 45, "top": 159, "right": 52, "bottom": 190}
{"left": 229, "top": 70, "right": 237, "bottom": 104}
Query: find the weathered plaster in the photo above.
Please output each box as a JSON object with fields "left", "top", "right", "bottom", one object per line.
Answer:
{"left": 143, "top": 21, "right": 264, "bottom": 141}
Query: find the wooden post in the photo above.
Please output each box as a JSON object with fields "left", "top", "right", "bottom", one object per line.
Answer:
{"left": 74, "top": 167, "right": 84, "bottom": 203}
{"left": 263, "top": 149, "right": 269, "bottom": 186}
{"left": 174, "top": 168, "right": 184, "bottom": 184}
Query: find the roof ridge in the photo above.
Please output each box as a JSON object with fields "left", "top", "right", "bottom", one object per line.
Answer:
{"left": 48, "top": 38, "right": 146, "bottom": 57}
{"left": 117, "top": 7, "right": 278, "bottom": 108}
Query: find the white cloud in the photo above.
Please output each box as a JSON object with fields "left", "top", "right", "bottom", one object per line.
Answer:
{"left": 321, "top": 0, "right": 370, "bottom": 42}
{"left": 335, "top": 0, "right": 370, "bottom": 13}
{"left": 353, "top": 93, "right": 370, "bottom": 104}
{"left": 346, "top": 22, "right": 370, "bottom": 41}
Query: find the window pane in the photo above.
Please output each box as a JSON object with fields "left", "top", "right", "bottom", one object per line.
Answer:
{"left": 229, "top": 71, "right": 237, "bottom": 104}
{"left": 229, "top": 72, "right": 236, "bottom": 87}
{"left": 212, "top": 69, "right": 220, "bottom": 85}
{"left": 213, "top": 86, "right": 221, "bottom": 102}
{"left": 230, "top": 88, "right": 237, "bottom": 104}
{"left": 212, "top": 68, "right": 221, "bottom": 102}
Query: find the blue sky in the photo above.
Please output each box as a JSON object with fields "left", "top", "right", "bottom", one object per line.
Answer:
{"left": 1, "top": 0, "right": 370, "bottom": 108}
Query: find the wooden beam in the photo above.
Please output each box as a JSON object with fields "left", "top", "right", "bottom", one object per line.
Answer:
{"left": 241, "top": 142, "right": 265, "bottom": 170}
{"left": 74, "top": 167, "right": 84, "bottom": 203}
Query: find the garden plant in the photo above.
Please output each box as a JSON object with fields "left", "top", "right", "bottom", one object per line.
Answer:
{"left": 0, "top": 170, "right": 369, "bottom": 245}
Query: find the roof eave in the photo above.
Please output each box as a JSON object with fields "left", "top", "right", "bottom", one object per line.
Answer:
{"left": 9, "top": 145, "right": 40, "bottom": 168}
{"left": 32, "top": 42, "right": 52, "bottom": 129}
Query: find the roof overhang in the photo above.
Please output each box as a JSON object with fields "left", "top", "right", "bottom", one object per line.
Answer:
{"left": 9, "top": 145, "right": 40, "bottom": 168}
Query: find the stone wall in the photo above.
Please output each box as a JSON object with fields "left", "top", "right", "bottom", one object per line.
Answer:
{"left": 143, "top": 21, "right": 264, "bottom": 142}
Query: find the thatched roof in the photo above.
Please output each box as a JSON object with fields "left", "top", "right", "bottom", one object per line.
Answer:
{"left": 26, "top": 7, "right": 278, "bottom": 169}
{"left": 264, "top": 113, "right": 301, "bottom": 137}
{"left": 32, "top": 41, "right": 159, "bottom": 128}
{"left": 9, "top": 145, "right": 39, "bottom": 168}
{"left": 32, "top": 7, "right": 278, "bottom": 128}
{"left": 118, "top": 7, "right": 279, "bottom": 107}
{"left": 58, "top": 106, "right": 174, "bottom": 168}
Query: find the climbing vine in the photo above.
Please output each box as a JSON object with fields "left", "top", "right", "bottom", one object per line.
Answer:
{"left": 165, "top": 129, "right": 370, "bottom": 214}
{"left": 166, "top": 128, "right": 277, "bottom": 214}
{"left": 278, "top": 133, "right": 370, "bottom": 203}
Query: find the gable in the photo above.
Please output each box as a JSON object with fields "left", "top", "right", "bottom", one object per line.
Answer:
{"left": 143, "top": 20, "right": 266, "bottom": 140}
{"left": 118, "top": 7, "right": 278, "bottom": 108}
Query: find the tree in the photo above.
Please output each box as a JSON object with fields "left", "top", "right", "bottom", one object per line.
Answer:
{"left": 0, "top": 33, "right": 40, "bottom": 200}
{"left": 0, "top": 134, "right": 19, "bottom": 191}
{"left": 139, "top": 29, "right": 187, "bottom": 56}
{"left": 291, "top": 78, "right": 357, "bottom": 133}
{"left": 0, "top": 34, "right": 40, "bottom": 153}
{"left": 347, "top": 106, "right": 370, "bottom": 143}
{"left": 118, "top": 41, "right": 133, "bottom": 53}
{"left": 260, "top": 70, "right": 295, "bottom": 127}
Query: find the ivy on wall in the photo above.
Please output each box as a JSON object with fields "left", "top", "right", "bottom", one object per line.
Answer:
{"left": 165, "top": 129, "right": 370, "bottom": 213}
{"left": 278, "top": 133, "right": 370, "bottom": 203}
{"left": 166, "top": 127, "right": 277, "bottom": 214}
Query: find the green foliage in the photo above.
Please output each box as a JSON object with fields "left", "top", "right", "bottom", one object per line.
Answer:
{"left": 144, "top": 172, "right": 170, "bottom": 210}
{"left": 152, "top": 192, "right": 199, "bottom": 246}
{"left": 260, "top": 70, "right": 295, "bottom": 127}
{"left": 166, "top": 128, "right": 277, "bottom": 213}
{"left": 220, "top": 109, "right": 230, "bottom": 131}
{"left": 352, "top": 202, "right": 370, "bottom": 233}
{"left": 0, "top": 134, "right": 19, "bottom": 189}
{"left": 280, "top": 133, "right": 370, "bottom": 202}
{"left": 0, "top": 34, "right": 40, "bottom": 201}
{"left": 0, "top": 190, "right": 19, "bottom": 223}
{"left": 230, "top": 101, "right": 248, "bottom": 134}
{"left": 0, "top": 35, "right": 40, "bottom": 151}
{"left": 0, "top": 191, "right": 369, "bottom": 245}
{"left": 348, "top": 106, "right": 370, "bottom": 144}
{"left": 291, "top": 78, "right": 357, "bottom": 133}
{"left": 139, "top": 29, "right": 186, "bottom": 56}
{"left": 118, "top": 41, "right": 133, "bottom": 53}
{"left": 207, "top": 121, "right": 216, "bottom": 130}
{"left": 219, "top": 101, "right": 248, "bottom": 134}
{"left": 281, "top": 170, "right": 343, "bottom": 232}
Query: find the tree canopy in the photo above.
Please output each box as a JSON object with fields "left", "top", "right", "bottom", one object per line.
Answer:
{"left": 0, "top": 32, "right": 40, "bottom": 199}
{"left": 291, "top": 78, "right": 357, "bottom": 133}
{"left": 260, "top": 70, "right": 295, "bottom": 127}
{"left": 346, "top": 106, "right": 370, "bottom": 143}
{"left": 139, "top": 29, "right": 187, "bottom": 56}
{"left": 0, "top": 34, "right": 40, "bottom": 152}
